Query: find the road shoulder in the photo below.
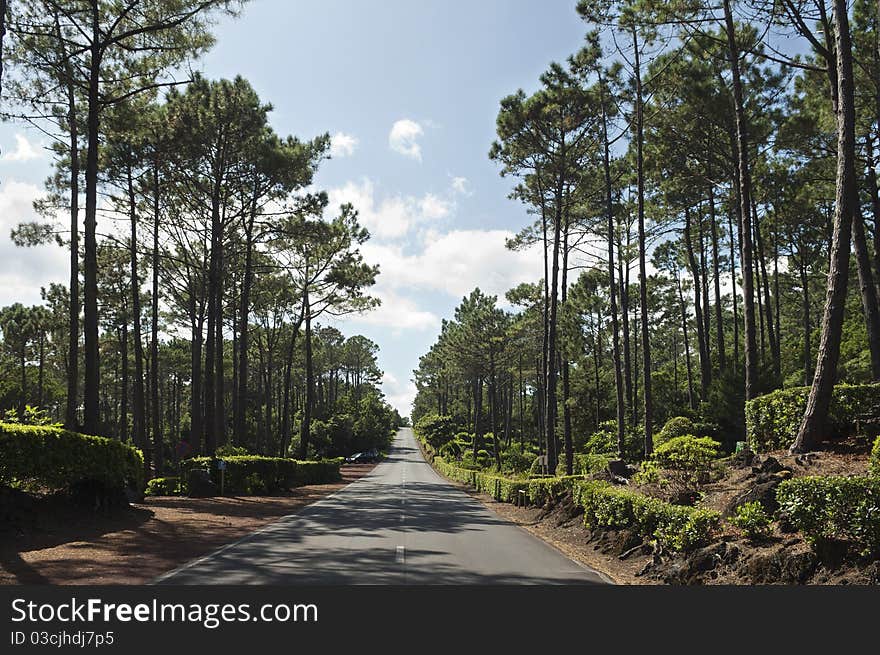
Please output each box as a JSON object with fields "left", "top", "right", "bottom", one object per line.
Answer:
{"left": 0, "top": 463, "right": 376, "bottom": 585}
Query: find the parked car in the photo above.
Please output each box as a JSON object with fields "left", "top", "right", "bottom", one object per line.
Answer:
{"left": 345, "top": 450, "right": 380, "bottom": 464}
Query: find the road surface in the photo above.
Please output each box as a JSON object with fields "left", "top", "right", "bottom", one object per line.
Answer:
{"left": 156, "top": 428, "right": 609, "bottom": 584}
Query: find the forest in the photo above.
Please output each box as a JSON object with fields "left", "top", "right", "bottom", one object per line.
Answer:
{"left": 0, "top": 0, "right": 401, "bottom": 476}
{"left": 413, "top": 0, "right": 880, "bottom": 475}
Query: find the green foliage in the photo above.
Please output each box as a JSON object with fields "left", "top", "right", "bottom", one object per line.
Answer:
{"left": 500, "top": 443, "right": 537, "bottom": 474}
{"left": 745, "top": 383, "right": 880, "bottom": 452}
{"left": 0, "top": 422, "right": 144, "bottom": 493}
{"left": 145, "top": 476, "right": 182, "bottom": 497}
{"left": 654, "top": 416, "right": 696, "bottom": 447}
{"left": 776, "top": 476, "right": 880, "bottom": 554}
{"left": 3, "top": 406, "right": 63, "bottom": 427}
{"left": 216, "top": 444, "right": 250, "bottom": 457}
{"left": 731, "top": 501, "right": 772, "bottom": 540}
{"left": 179, "top": 456, "right": 341, "bottom": 496}
{"left": 573, "top": 480, "right": 720, "bottom": 552}
{"left": 434, "top": 456, "right": 583, "bottom": 505}
{"left": 555, "top": 453, "right": 613, "bottom": 476}
{"left": 414, "top": 414, "right": 458, "bottom": 449}
{"left": 869, "top": 436, "right": 880, "bottom": 477}
{"left": 643, "top": 435, "right": 721, "bottom": 493}
{"left": 435, "top": 456, "right": 718, "bottom": 552}
{"left": 581, "top": 419, "right": 642, "bottom": 460}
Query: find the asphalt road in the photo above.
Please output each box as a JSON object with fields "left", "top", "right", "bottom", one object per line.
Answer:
{"left": 156, "top": 428, "right": 609, "bottom": 584}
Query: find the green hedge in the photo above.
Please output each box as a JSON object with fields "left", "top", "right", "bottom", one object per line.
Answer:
{"left": 870, "top": 436, "right": 880, "bottom": 477}
{"left": 145, "top": 476, "right": 182, "bottom": 497}
{"left": 434, "top": 457, "right": 588, "bottom": 505}
{"left": 0, "top": 422, "right": 144, "bottom": 493}
{"left": 573, "top": 480, "right": 720, "bottom": 552}
{"left": 776, "top": 475, "right": 880, "bottom": 554}
{"left": 745, "top": 383, "right": 880, "bottom": 452}
{"left": 434, "top": 457, "right": 719, "bottom": 552}
{"left": 179, "top": 456, "right": 342, "bottom": 496}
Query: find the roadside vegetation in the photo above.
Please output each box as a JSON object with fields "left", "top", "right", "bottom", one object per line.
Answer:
{"left": 413, "top": 0, "right": 880, "bottom": 583}
{"left": 0, "top": 2, "right": 401, "bottom": 532}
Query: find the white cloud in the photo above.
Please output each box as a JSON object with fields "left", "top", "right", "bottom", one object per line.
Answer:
{"left": 1, "top": 134, "right": 43, "bottom": 163}
{"left": 450, "top": 176, "right": 471, "bottom": 196}
{"left": 327, "top": 178, "right": 451, "bottom": 239}
{"left": 347, "top": 288, "right": 439, "bottom": 334}
{"left": 381, "top": 371, "right": 417, "bottom": 415}
{"left": 0, "top": 180, "right": 67, "bottom": 306}
{"left": 329, "top": 131, "right": 358, "bottom": 158}
{"left": 388, "top": 119, "right": 424, "bottom": 161}
{"left": 418, "top": 193, "right": 451, "bottom": 220}
{"left": 361, "top": 229, "right": 543, "bottom": 299}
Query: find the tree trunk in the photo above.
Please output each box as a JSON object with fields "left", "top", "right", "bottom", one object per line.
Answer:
{"left": 561, "top": 215, "right": 573, "bottom": 476}
{"left": 685, "top": 206, "right": 710, "bottom": 401}
{"left": 127, "top": 160, "right": 148, "bottom": 473}
{"left": 729, "top": 205, "right": 740, "bottom": 369}
{"left": 190, "top": 304, "right": 205, "bottom": 452}
{"left": 709, "top": 182, "right": 726, "bottom": 373}
{"left": 120, "top": 321, "right": 129, "bottom": 442}
{"left": 798, "top": 256, "right": 812, "bottom": 385}
{"left": 677, "top": 273, "right": 696, "bottom": 410}
{"left": 632, "top": 26, "right": 653, "bottom": 455}
{"left": 852, "top": 205, "right": 880, "bottom": 379}
{"left": 298, "top": 288, "right": 314, "bottom": 459}
{"left": 723, "top": 0, "right": 759, "bottom": 401}
{"left": 65, "top": 69, "right": 80, "bottom": 431}
{"left": 281, "top": 312, "right": 303, "bottom": 458}
{"left": 545, "top": 186, "right": 562, "bottom": 475}
{"left": 236, "top": 208, "right": 257, "bottom": 445}
{"left": 151, "top": 163, "right": 162, "bottom": 473}
{"left": 601, "top": 76, "right": 626, "bottom": 459}
{"left": 83, "top": 2, "right": 102, "bottom": 435}
{"left": 754, "top": 201, "right": 780, "bottom": 380}
{"left": 792, "top": 0, "right": 856, "bottom": 453}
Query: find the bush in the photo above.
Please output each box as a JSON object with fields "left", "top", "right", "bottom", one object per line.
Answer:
{"left": 500, "top": 443, "right": 535, "bottom": 474}
{"left": 434, "top": 455, "right": 719, "bottom": 551}
{"left": 745, "top": 383, "right": 880, "bottom": 452}
{"left": 643, "top": 435, "right": 721, "bottom": 493}
{"left": 145, "top": 476, "right": 182, "bottom": 497}
{"left": 216, "top": 444, "right": 250, "bottom": 457}
{"left": 870, "top": 436, "right": 880, "bottom": 477}
{"left": 776, "top": 475, "right": 880, "bottom": 554}
{"left": 414, "top": 414, "right": 457, "bottom": 449}
{"left": 582, "top": 419, "right": 642, "bottom": 460}
{"left": 731, "top": 501, "right": 772, "bottom": 540}
{"left": 0, "top": 422, "right": 144, "bottom": 494}
{"left": 654, "top": 416, "right": 696, "bottom": 447}
{"left": 556, "top": 453, "right": 613, "bottom": 477}
{"left": 179, "top": 456, "right": 341, "bottom": 496}
{"left": 573, "top": 480, "right": 720, "bottom": 551}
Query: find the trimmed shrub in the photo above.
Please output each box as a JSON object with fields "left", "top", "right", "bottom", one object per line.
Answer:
{"left": 573, "top": 480, "right": 720, "bottom": 551}
{"left": 870, "top": 436, "right": 880, "bottom": 477}
{"left": 145, "top": 476, "right": 182, "bottom": 497}
{"left": 500, "top": 443, "right": 536, "bottom": 474}
{"left": 639, "top": 436, "right": 721, "bottom": 494}
{"left": 179, "top": 456, "right": 341, "bottom": 496}
{"left": 745, "top": 383, "right": 880, "bottom": 452}
{"left": 654, "top": 416, "right": 696, "bottom": 447}
{"left": 433, "top": 456, "right": 719, "bottom": 552}
{"left": 0, "top": 422, "right": 144, "bottom": 494}
{"left": 216, "top": 444, "right": 250, "bottom": 457}
{"left": 776, "top": 475, "right": 880, "bottom": 554}
{"left": 731, "top": 501, "right": 772, "bottom": 540}
{"left": 557, "top": 453, "right": 613, "bottom": 477}
{"left": 581, "top": 419, "right": 642, "bottom": 460}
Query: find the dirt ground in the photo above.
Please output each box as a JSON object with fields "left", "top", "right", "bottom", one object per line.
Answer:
{"left": 455, "top": 438, "right": 880, "bottom": 585}
{"left": 0, "top": 463, "right": 375, "bottom": 585}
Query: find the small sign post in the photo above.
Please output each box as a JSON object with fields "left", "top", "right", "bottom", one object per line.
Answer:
{"left": 217, "top": 459, "right": 227, "bottom": 496}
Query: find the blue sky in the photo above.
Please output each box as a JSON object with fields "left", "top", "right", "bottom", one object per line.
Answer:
{"left": 0, "top": 0, "right": 592, "bottom": 415}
